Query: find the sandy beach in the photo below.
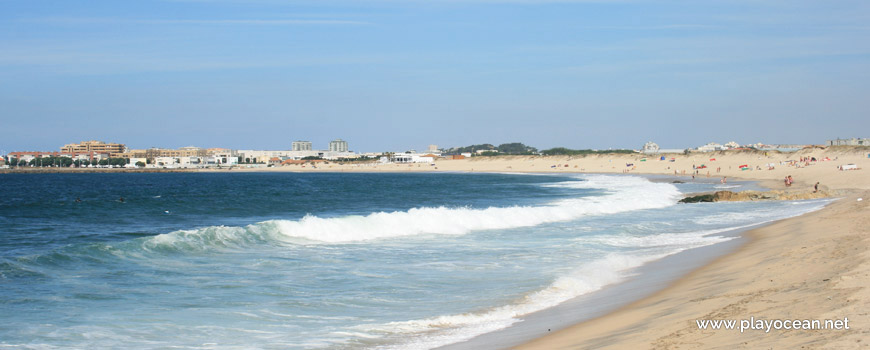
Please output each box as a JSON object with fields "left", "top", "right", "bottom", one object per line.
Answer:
{"left": 227, "top": 147, "right": 868, "bottom": 192}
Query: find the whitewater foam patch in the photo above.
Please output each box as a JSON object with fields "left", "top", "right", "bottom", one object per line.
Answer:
{"left": 352, "top": 249, "right": 702, "bottom": 350}
{"left": 144, "top": 175, "right": 682, "bottom": 247}
{"left": 584, "top": 228, "right": 736, "bottom": 248}
{"left": 693, "top": 198, "right": 831, "bottom": 226}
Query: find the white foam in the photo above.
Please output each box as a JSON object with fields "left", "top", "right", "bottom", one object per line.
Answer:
{"left": 585, "top": 228, "right": 735, "bottom": 248}
{"left": 694, "top": 198, "right": 830, "bottom": 226}
{"left": 353, "top": 251, "right": 700, "bottom": 350}
{"left": 714, "top": 184, "right": 741, "bottom": 189}
{"left": 144, "top": 175, "right": 682, "bottom": 247}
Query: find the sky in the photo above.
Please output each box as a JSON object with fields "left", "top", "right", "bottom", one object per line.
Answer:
{"left": 1, "top": 0, "right": 869, "bottom": 153}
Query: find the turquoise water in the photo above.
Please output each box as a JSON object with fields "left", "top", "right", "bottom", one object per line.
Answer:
{"left": 0, "top": 173, "right": 829, "bottom": 349}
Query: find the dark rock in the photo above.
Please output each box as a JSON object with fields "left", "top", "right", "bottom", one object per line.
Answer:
{"left": 678, "top": 194, "right": 715, "bottom": 203}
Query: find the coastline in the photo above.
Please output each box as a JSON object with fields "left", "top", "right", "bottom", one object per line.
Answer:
{"left": 516, "top": 189, "right": 869, "bottom": 349}
{"left": 438, "top": 220, "right": 752, "bottom": 350}
{"left": 4, "top": 149, "right": 868, "bottom": 349}
{"left": 507, "top": 150, "right": 870, "bottom": 349}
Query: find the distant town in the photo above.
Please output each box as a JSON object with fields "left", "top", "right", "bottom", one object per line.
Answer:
{"left": 1, "top": 138, "right": 868, "bottom": 169}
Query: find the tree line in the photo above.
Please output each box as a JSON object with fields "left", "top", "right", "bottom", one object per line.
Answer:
{"left": 442, "top": 143, "right": 636, "bottom": 156}
{"left": 445, "top": 142, "right": 538, "bottom": 155}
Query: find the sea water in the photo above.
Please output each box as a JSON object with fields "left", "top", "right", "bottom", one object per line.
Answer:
{"left": 0, "top": 172, "right": 829, "bottom": 349}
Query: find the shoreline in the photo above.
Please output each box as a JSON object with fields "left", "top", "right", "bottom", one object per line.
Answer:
{"left": 438, "top": 218, "right": 752, "bottom": 350}
{"left": 4, "top": 150, "right": 868, "bottom": 348}
{"left": 437, "top": 176, "right": 836, "bottom": 349}
{"left": 515, "top": 189, "right": 869, "bottom": 349}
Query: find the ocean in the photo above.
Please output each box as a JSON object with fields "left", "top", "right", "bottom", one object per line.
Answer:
{"left": 0, "top": 172, "right": 830, "bottom": 349}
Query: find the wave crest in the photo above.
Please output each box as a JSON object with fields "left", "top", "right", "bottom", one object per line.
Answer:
{"left": 143, "top": 175, "right": 681, "bottom": 248}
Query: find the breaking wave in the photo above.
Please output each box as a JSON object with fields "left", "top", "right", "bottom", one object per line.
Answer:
{"left": 142, "top": 175, "right": 681, "bottom": 249}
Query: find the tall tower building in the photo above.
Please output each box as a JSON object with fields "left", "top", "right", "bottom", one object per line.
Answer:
{"left": 292, "top": 141, "right": 313, "bottom": 151}
{"left": 328, "top": 139, "right": 348, "bottom": 152}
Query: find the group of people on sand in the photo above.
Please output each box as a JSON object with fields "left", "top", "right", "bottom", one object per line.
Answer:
{"left": 784, "top": 175, "right": 794, "bottom": 187}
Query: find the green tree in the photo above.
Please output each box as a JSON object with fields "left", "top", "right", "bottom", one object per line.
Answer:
{"left": 135, "top": 161, "right": 146, "bottom": 167}
{"left": 497, "top": 142, "right": 538, "bottom": 155}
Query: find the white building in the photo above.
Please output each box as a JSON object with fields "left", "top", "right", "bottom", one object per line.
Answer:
{"left": 210, "top": 151, "right": 238, "bottom": 165}
{"left": 292, "top": 141, "right": 313, "bottom": 151}
{"left": 695, "top": 142, "right": 725, "bottom": 152}
{"left": 18, "top": 154, "right": 36, "bottom": 162}
{"left": 154, "top": 157, "right": 179, "bottom": 167}
{"left": 724, "top": 141, "right": 740, "bottom": 149}
{"left": 329, "top": 139, "right": 349, "bottom": 153}
{"left": 827, "top": 138, "right": 870, "bottom": 146}
{"left": 641, "top": 141, "right": 660, "bottom": 154}
{"left": 177, "top": 157, "right": 202, "bottom": 167}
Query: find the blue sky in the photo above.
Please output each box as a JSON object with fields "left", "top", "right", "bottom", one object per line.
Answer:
{"left": 1, "top": 0, "right": 868, "bottom": 153}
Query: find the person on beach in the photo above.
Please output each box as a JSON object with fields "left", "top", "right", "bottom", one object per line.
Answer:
{"left": 721, "top": 177, "right": 726, "bottom": 184}
{"left": 814, "top": 182, "right": 820, "bottom": 193}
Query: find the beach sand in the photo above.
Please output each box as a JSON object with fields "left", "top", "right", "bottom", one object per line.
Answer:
{"left": 230, "top": 147, "right": 868, "bottom": 192}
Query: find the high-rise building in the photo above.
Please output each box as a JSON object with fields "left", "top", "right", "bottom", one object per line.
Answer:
{"left": 328, "top": 139, "right": 348, "bottom": 152}
{"left": 292, "top": 141, "right": 313, "bottom": 151}
{"left": 60, "top": 140, "right": 126, "bottom": 155}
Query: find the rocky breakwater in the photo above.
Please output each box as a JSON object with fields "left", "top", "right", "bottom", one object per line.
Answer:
{"left": 679, "top": 190, "right": 840, "bottom": 203}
